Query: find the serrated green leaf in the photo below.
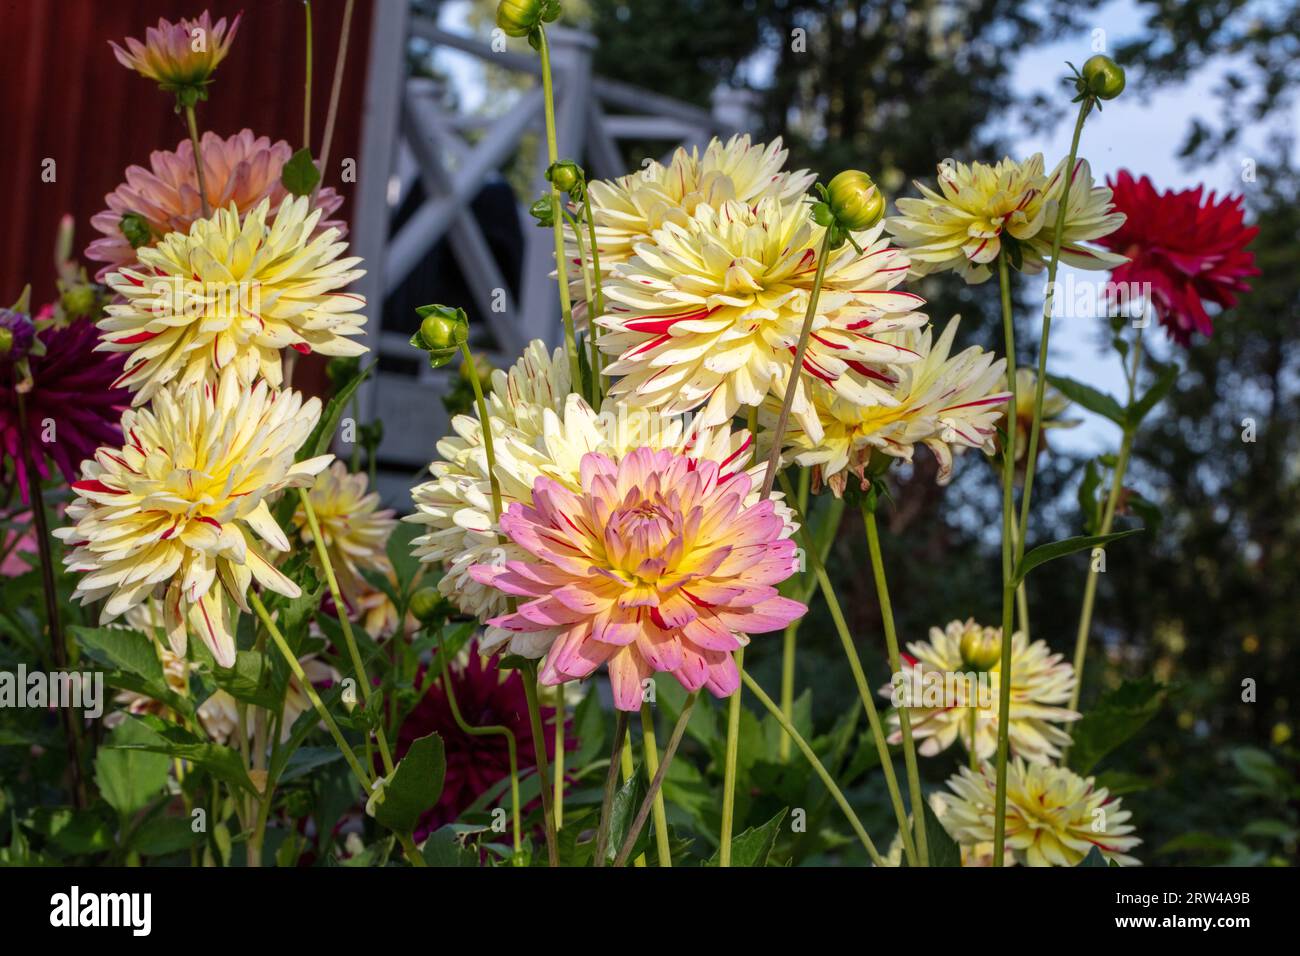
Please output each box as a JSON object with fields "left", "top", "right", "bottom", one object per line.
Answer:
{"left": 1047, "top": 374, "right": 1126, "bottom": 426}
{"left": 71, "top": 625, "right": 162, "bottom": 684}
{"left": 115, "top": 715, "right": 257, "bottom": 794}
{"left": 1013, "top": 529, "right": 1142, "bottom": 584}
{"left": 372, "top": 732, "right": 446, "bottom": 833}
{"left": 705, "top": 807, "right": 788, "bottom": 867}
{"left": 923, "top": 799, "right": 961, "bottom": 867}
{"left": 422, "top": 823, "right": 484, "bottom": 867}
{"left": 605, "top": 768, "right": 646, "bottom": 865}
{"left": 280, "top": 147, "right": 321, "bottom": 197}
{"left": 211, "top": 649, "right": 283, "bottom": 710}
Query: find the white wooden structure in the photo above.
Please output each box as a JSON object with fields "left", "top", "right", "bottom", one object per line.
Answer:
{"left": 349, "top": 4, "right": 755, "bottom": 501}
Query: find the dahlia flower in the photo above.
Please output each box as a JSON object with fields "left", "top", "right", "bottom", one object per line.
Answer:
{"left": 1095, "top": 171, "right": 1259, "bottom": 344}
{"left": 101, "top": 196, "right": 367, "bottom": 404}
{"left": 1, "top": 317, "right": 130, "bottom": 503}
{"left": 110, "top": 11, "right": 240, "bottom": 98}
{"left": 597, "top": 203, "right": 927, "bottom": 439}
{"left": 772, "top": 317, "right": 1008, "bottom": 494}
{"left": 881, "top": 619, "right": 1078, "bottom": 763}
{"left": 469, "top": 448, "right": 806, "bottom": 710}
{"left": 394, "top": 644, "right": 560, "bottom": 840}
{"left": 940, "top": 759, "right": 1141, "bottom": 866}
{"left": 569, "top": 135, "right": 814, "bottom": 303}
{"left": 886, "top": 154, "right": 1124, "bottom": 282}
{"left": 54, "top": 367, "right": 331, "bottom": 668}
{"left": 876, "top": 794, "right": 1012, "bottom": 867}
{"left": 293, "top": 461, "right": 397, "bottom": 614}
{"left": 86, "top": 129, "right": 346, "bottom": 279}
{"left": 406, "top": 340, "right": 774, "bottom": 648}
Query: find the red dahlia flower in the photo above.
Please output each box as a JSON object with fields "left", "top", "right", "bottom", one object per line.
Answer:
{"left": 394, "top": 645, "right": 568, "bottom": 840}
{"left": 1097, "top": 171, "right": 1258, "bottom": 344}
{"left": 1, "top": 316, "right": 130, "bottom": 503}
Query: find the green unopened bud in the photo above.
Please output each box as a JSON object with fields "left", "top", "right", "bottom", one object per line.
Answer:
{"left": 60, "top": 283, "right": 98, "bottom": 320}
{"left": 959, "top": 624, "right": 1003, "bottom": 672}
{"left": 410, "top": 586, "right": 451, "bottom": 624}
{"left": 496, "top": 0, "right": 560, "bottom": 38}
{"left": 826, "top": 170, "right": 885, "bottom": 231}
{"left": 546, "top": 160, "right": 584, "bottom": 198}
{"left": 412, "top": 304, "right": 469, "bottom": 369}
{"left": 120, "top": 212, "right": 152, "bottom": 249}
{"left": 1080, "top": 55, "right": 1125, "bottom": 100}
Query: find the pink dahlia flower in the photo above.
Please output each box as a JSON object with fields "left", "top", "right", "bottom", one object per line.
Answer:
{"left": 109, "top": 11, "right": 240, "bottom": 95}
{"left": 1, "top": 318, "right": 129, "bottom": 503}
{"left": 1096, "top": 171, "right": 1259, "bottom": 344}
{"left": 86, "top": 129, "right": 346, "bottom": 279}
{"left": 471, "top": 448, "right": 806, "bottom": 710}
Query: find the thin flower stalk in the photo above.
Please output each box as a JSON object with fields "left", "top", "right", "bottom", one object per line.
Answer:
{"left": 614, "top": 692, "right": 698, "bottom": 867}
{"left": 640, "top": 704, "right": 673, "bottom": 866}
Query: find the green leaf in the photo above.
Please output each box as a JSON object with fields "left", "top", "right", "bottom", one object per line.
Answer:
{"left": 1047, "top": 374, "right": 1127, "bottom": 427}
{"left": 115, "top": 715, "right": 258, "bottom": 794}
{"left": 422, "top": 823, "right": 485, "bottom": 867}
{"left": 1127, "top": 362, "right": 1177, "bottom": 427}
{"left": 95, "top": 717, "right": 171, "bottom": 817}
{"left": 705, "top": 807, "right": 788, "bottom": 867}
{"left": 605, "top": 768, "right": 647, "bottom": 865}
{"left": 1077, "top": 458, "right": 1103, "bottom": 535}
{"left": 71, "top": 626, "right": 162, "bottom": 685}
{"left": 1013, "top": 529, "right": 1142, "bottom": 584}
{"left": 923, "top": 799, "right": 961, "bottom": 867}
{"left": 130, "top": 816, "right": 202, "bottom": 856}
{"left": 1079, "top": 846, "right": 1113, "bottom": 867}
{"left": 278, "top": 746, "right": 344, "bottom": 784}
{"left": 302, "top": 362, "right": 373, "bottom": 462}
{"left": 280, "top": 147, "right": 322, "bottom": 197}
{"left": 211, "top": 649, "right": 283, "bottom": 711}
{"left": 386, "top": 521, "right": 424, "bottom": 597}
{"left": 372, "top": 732, "right": 446, "bottom": 833}
{"left": 1068, "top": 678, "right": 1166, "bottom": 775}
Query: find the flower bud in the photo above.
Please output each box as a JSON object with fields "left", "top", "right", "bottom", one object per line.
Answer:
{"left": 0, "top": 309, "right": 35, "bottom": 363}
{"left": 496, "top": 0, "right": 560, "bottom": 38}
{"left": 60, "top": 283, "right": 98, "bottom": 320}
{"left": 959, "top": 623, "right": 1003, "bottom": 672}
{"left": 412, "top": 304, "right": 469, "bottom": 369}
{"left": 546, "top": 160, "right": 583, "bottom": 197}
{"left": 529, "top": 196, "right": 555, "bottom": 227}
{"left": 120, "top": 212, "right": 152, "bottom": 249}
{"left": 410, "top": 586, "right": 451, "bottom": 624}
{"left": 1080, "top": 55, "right": 1125, "bottom": 100}
{"left": 826, "top": 170, "right": 885, "bottom": 231}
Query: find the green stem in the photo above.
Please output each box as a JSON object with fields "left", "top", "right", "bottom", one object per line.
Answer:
{"left": 593, "top": 710, "right": 630, "bottom": 866}
{"left": 14, "top": 391, "right": 84, "bottom": 809}
{"left": 992, "top": 250, "right": 1019, "bottom": 865}
{"left": 314, "top": 0, "right": 355, "bottom": 198}
{"left": 183, "top": 105, "right": 211, "bottom": 218}
{"left": 614, "top": 692, "right": 698, "bottom": 867}
{"left": 719, "top": 644, "right": 744, "bottom": 867}
{"left": 619, "top": 730, "right": 646, "bottom": 867}
{"left": 564, "top": 207, "right": 600, "bottom": 407}
{"left": 461, "top": 342, "right": 503, "bottom": 521}
{"left": 760, "top": 230, "right": 834, "bottom": 499}
{"left": 302, "top": 0, "right": 313, "bottom": 150}
{"left": 582, "top": 188, "right": 605, "bottom": 399}
{"left": 436, "top": 630, "right": 522, "bottom": 855}
{"left": 536, "top": 27, "right": 582, "bottom": 396}
{"left": 1016, "top": 96, "right": 1092, "bottom": 562}
{"left": 741, "top": 671, "right": 884, "bottom": 865}
{"left": 250, "top": 592, "right": 425, "bottom": 866}
{"left": 777, "top": 471, "right": 918, "bottom": 866}
{"left": 553, "top": 696, "right": 565, "bottom": 831}
{"left": 522, "top": 665, "right": 560, "bottom": 866}
{"left": 639, "top": 704, "right": 673, "bottom": 867}
{"left": 297, "top": 489, "right": 394, "bottom": 775}
{"left": 862, "top": 504, "right": 928, "bottom": 866}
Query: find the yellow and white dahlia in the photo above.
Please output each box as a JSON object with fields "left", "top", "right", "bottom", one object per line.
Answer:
{"left": 293, "top": 461, "right": 397, "bottom": 613}
{"left": 881, "top": 618, "right": 1079, "bottom": 763}
{"left": 1028, "top": 158, "right": 1128, "bottom": 269}
{"left": 405, "top": 340, "right": 778, "bottom": 654}
{"left": 100, "top": 196, "right": 367, "bottom": 405}
{"left": 940, "top": 759, "right": 1142, "bottom": 866}
{"left": 887, "top": 155, "right": 1050, "bottom": 282}
{"left": 55, "top": 367, "right": 331, "bottom": 667}
{"left": 597, "top": 201, "right": 927, "bottom": 439}
{"left": 887, "top": 154, "right": 1126, "bottom": 282}
{"left": 772, "top": 317, "right": 1009, "bottom": 493}
{"left": 573, "top": 134, "right": 815, "bottom": 286}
